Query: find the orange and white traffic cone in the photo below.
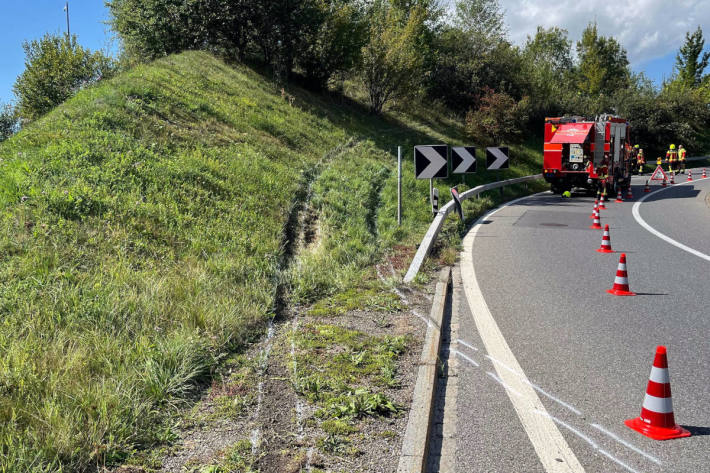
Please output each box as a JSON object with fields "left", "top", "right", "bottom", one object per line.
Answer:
{"left": 670, "top": 172, "right": 675, "bottom": 185}
{"left": 625, "top": 346, "right": 691, "bottom": 440}
{"left": 703, "top": 169, "right": 707, "bottom": 179}
{"left": 596, "top": 224, "right": 614, "bottom": 253}
{"left": 607, "top": 253, "right": 635, "bottom": 296}
{"left": 687, "top": 170, "right": 693, "bottom": 182}
{"left": 615, "top": 188, "right": 623, "bottom": 203}
{"left": 644, "top": 180, "right": 650, "bottom": 193}
{"left": 626, "top": 186, "right": 633, "bottom": 200}
{"left": 599, "top": 190, "right": 607, "bottom": 210}
{"left": 662, "top": 178, "right": 667, "bottom": 187}
{"left": 590, "top": 200, "right": 598, "bottom": 219}
{"left": 590, "top": 208, "right": 602, "bottom": 230}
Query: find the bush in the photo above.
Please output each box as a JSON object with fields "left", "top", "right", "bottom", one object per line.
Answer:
{"left": 0, "top": 103, "right": 18, "bottom": 141}
{"left": 13, "top": 34, "right": 114, "bottom": 121}
{"left": 465, "top": 88, "right": 529, "bottom": 146}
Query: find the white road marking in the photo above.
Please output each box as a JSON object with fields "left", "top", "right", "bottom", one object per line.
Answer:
{"left": 598, "top": 449, "right": 643, "bottom": 473}
{"left": 451, "top": 348, "right": 479, "bottom": 367}
{"left": 632, "top": 178, "right": 710, "bottom": 262}
{"left": 461, "top": 193, "right": 585, "bottom": 473}
{"left": 535, "top": 411, "right": 645, "bottom": 473}
{"left": 456, "top": 339, "right": 479, "bottom": 351}
{"left": 487, "top": 371, "right": 523, "bottom": 397}
{"left": 590, "top": 424, "right": 661, "bottom": 465}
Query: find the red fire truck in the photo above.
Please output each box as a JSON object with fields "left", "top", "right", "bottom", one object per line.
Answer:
{"left": 543, "top": 115, "right": 632, "bottom": 194}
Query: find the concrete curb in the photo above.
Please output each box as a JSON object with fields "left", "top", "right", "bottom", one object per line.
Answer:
{"left": 397, "top": 266, "right": 451, "bottom": 473}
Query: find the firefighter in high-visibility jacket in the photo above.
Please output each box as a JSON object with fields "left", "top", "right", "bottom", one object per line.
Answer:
{"left": 678, "top": 145, "right": 687, "bottom": 174}
{"left": 637, "top": 147, "right": 645, "bottom": 174}
{"left": 666, "top": 144, "right": 678, "bottom": 174}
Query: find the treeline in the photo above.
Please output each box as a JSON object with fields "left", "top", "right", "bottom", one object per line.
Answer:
{"left": 3, "top": 0, "right": 710, "bottom": 157}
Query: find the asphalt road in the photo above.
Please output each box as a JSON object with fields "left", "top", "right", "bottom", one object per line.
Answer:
{"left": 449, "top": 167, "right": 710, "bottom": 473}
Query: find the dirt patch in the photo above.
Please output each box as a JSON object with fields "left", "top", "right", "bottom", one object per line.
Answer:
{"left": 112, "top": 262, "right": 437, "bottom": 473}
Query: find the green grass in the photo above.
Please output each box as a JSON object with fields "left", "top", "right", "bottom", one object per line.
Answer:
{"left": 0, "top": 50, "right": 544, "bottom": 471}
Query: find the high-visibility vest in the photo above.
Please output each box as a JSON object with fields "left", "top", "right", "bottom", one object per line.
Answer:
{"left": 667, "top": 150, "right": 677, "bottom": 162}
{"left": 679, "top": 149, "right": 686, "bottom": 161}
{"left": 638, "top": 150, "right": 645, "bottom": 163}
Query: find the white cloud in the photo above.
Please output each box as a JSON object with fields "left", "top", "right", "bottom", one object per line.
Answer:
{"left": 498, "top": 0, "right": 710, "bottom": 67}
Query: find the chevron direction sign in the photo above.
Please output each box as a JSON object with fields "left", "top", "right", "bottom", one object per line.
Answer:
{"left": 414, "top": 145, "right": 448, "bottom": 179}
{"left": 451, "top": 146, "right": 476, "bottom": 174}
{"left": 486, "top": 146, "right": 509, "bottom": 170}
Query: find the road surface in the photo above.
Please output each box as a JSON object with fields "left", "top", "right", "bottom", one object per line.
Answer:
{"left": 433, "top": 167, "right": 710, "bottom": 473}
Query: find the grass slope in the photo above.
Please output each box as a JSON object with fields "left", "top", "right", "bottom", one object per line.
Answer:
{"left": 0, "top": 51, "right": 542, "bottom": 471}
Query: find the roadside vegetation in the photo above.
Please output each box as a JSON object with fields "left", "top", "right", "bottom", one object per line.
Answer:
{"left": 2, "top": 1, "right": 708, "bottom": 471}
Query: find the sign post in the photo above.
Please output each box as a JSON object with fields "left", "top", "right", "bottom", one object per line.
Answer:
{"left": 431, "top": 187, "right": 439, "bottom": 215}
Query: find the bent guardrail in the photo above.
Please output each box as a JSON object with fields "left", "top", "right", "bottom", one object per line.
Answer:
{"left": 403, "top": 174, "right": 543, "bottom": 283}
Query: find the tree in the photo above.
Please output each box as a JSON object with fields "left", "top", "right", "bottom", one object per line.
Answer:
{"left": 576, "top": 23, "right": 629, "bottom": 96}
{"left": 13, "top": 34, "right": 114, "bottom": 121}
{"left": 465, "top": 87, "right": 528, "bottom": 145}
{"left": 360, "top": 1, "right": 429, "bottom": 114}
{"left": 675, "top": 26, "right": 710, "bottom": 88}
{"left": 0, "top": 103, "right": 18, "bottom": 142}
{"left": 295, "top": 0, "right": 367, "bottom": 90}
{"left": 453, "top": 0, "right": 506, "bottom": 51}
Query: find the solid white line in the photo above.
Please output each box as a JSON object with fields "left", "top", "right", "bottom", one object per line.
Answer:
{"left": 590, "top": 424, "right": 661, "bottom": 465}
{"left": 461, "top": 192, "right": 585, "bottom": 473}
{"left": 632, "top": 178, "right": 710, "bottom": 262}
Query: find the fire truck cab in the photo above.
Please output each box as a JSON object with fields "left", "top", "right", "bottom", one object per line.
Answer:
{"left": 543, "top": 115, "right": 632, "bottom": 194}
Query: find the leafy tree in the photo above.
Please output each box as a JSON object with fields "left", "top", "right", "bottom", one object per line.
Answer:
{"left": 294, "top": 0, "right": 368, "bottom": 90}
{"left": 576, "top": 23, "right": 629, "bottom": 96}
{"left": 13, "top": 34, "right": 114, "bottom": 121}
{"left": 675, "top": 26, "right": 710, "bottom": 88}
{"left": 0, "top": 103, "right": 18, "bottom": 141}
{"left": 360, "top": 1, "right": 429, "bottom": 114}
{"left": 453, "top": 0, "right": 506, "bottom": 50}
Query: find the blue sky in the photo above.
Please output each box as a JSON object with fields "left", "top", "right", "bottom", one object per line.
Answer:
{"left": 1, "top": 1, "right": 708, "bottom": 105}
{"left": 1, "top": 1, "right": 115, "bottom": 104}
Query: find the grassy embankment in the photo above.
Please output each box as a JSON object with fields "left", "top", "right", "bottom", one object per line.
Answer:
{"left": 0, "top": 51, "right": 544, "bottom": 471}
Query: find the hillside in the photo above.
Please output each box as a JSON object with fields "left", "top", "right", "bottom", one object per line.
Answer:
{"left": 0, "top": 51, "right": 543, "bottom": 471}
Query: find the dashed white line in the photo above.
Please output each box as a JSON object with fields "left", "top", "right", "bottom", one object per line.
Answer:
{"left": 456, "top": 339, "right": 479, "bottom": 351}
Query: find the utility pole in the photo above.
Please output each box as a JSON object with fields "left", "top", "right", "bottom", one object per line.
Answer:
{"left": 64, "top": 2, "right": 70, "bottom": 38}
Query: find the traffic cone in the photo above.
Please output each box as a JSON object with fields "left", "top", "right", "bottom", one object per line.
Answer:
{"left": 703, "top": 169, "right": 707, "bottom": 179}
{"left": 687, "top": 170, "right": 693, "bottom": 182}
{"left": 590, "top": 200, "right": 598, "bottom": 219}
{"left": 670, "top": 172, "right": 675, "bottom": 185}
{"left": 644, "top": 180, "right": 650, "bottom": 193}
{"left": 626, "top": 186, "right": 633, "bottom": 200}
{"left": 615, "top": 188, "right": 623, "bottom": 203}
{"left": 590, "top": 208, "right": 602, "bottom": 230}
{"left": 599, "top": 189, "right": 607, "bottom": 210}
{"left": 625, "top": 346, "right": 691, "bottom": 440}
{"left": 662, "top": 178, "right": 667, "bottom": 187}
{"left": 607, "top": 253, "right": 635, "bottom": 296}
{"left": 596, "top": 224, "right": 614, "bottom": 253}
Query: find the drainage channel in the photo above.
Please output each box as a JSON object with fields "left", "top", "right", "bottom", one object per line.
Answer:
{"left": 426, "top": 267, "right": 459, "bottom": 473}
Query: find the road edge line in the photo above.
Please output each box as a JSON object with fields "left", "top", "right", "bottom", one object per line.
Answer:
{"left": 397, "top": 266, "right": 451, "bottom": 473}
{"left": 461, "top": 193, "right": 585, "bottom": 473}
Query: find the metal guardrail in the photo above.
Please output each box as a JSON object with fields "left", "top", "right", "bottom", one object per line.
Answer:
{"left": 403, "top": 174, "right": 543, "bottom": 283}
